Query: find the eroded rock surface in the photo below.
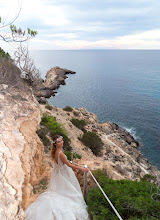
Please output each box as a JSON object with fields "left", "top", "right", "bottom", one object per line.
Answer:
{"left": 0, "top": 84, "right": 45, "bottom": 219}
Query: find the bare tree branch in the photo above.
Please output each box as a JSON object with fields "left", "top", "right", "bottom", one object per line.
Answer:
{"left": 0, "top": 0, "right": 22, "bottom": 29}
{"left": 14, "top": 43, "right": 42, "bottom": 89}
{"left": 0, "top": 0, "right": 37, "bottom": 42}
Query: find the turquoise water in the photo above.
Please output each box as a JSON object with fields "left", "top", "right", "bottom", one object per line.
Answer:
{"left": 32, "top": 50, "right": 160, "bottom": 169}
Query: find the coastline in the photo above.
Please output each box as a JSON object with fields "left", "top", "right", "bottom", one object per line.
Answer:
{"left": 1, "top": 63, "right": 159, "bottom": 219}
{"left": 36, "top": 63, "right": 160, "bottom": 181}
{"left": 42, "top": 65, "right": 159, "bottom": 171}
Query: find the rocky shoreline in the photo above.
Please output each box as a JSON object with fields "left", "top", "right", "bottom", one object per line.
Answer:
{"left": 34, "top": 66, "right": 160, "bottom": 182}
{"left": 34, "top": 66, "right": 76, "bottom": 103}
{"left": 1, "top": 65, "right": 160, "bottom": 219}
{"left": 40, "top": 105, "right": 160, "bottom": 181}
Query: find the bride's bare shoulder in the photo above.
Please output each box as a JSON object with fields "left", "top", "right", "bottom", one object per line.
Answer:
{"left": 54, "top": 150, "right": 62, "bottom": 163}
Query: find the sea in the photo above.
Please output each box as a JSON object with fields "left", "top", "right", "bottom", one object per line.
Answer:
{"left": 31, "top": 50, "right": 160, "bottom": 170}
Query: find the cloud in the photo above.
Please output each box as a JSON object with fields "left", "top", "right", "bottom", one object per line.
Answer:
{"left": 1, "top": 0, "right": 160, "bottom": 50}
{"left": 29, "top": 29, "right": 160, "bottom": 50}
{"left": 45, "top": 33, "right": 79, "bottom": 39}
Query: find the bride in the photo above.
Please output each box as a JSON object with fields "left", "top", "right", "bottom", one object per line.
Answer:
{"left": 25, "top": 135, "right": 89, "bottom": 220}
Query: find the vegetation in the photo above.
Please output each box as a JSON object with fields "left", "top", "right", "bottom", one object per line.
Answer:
{"left": 80, "top": 132, "right": 103, "bottom": 156}
{"left": 0, "top": 47, "right": 11, "bottom": 60}
{"left": 63, "top": 106, "right": 73, "bottom": 112}
{"left": 0, "top": 57, "right": 25, "bottom": 88}
{"left": 0, "top": 8, "right": 39, "bottom": 88}
{"left": 64, "top": 151, "right": 82, "bottom": 161}
{"left": 33, "top": 177, "right": 49, "bottom": 194}
{"left": 71, "top": 118, "right": 87, "bottom": 131}
{"left": 87, "top": 170, "right": 160, "bottom": 220}
{"left": 140, "top": 174, "right": 157, "bottom": 184}
{"left": 0, "top": 10, "right": 37, "bottom": 42}
{"left": 39, "top": 113, "right": 71, "bottom": 151}
{"left": 45, "top": 104, "right": 53, "bottom": 111}
{"left": 36, "top": 128, "right": 51, "bottom": 152}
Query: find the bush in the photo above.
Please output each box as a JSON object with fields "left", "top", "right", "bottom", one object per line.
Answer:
{"left": 0, "top": 58, "right": 25, "bottom": 89}
{"left": 86, "top": 171, "right": 160, "bottom": 220}
{"left": 36, "top": 128, "right": 51, "bottom": 152}
{"left": 80, "top": 132, "right": 103, "bottom": 156}
{"left": 45, "top": 104, "right": 53, "bottom": 110}
{"left": 141, "top": 174, "right": 157, "bottom": 184}
{"left": 92, "top": 169, "right": 108, "bottom": 180}
{"left": 64, "top": 151, "right": 82, "bottom": 161}
{"left": 40, "top": 113, "right": 71, "bottom": 151}
{"left": 63, "top": 106, "right": 73, "bottom": 112}
{"left": 71, "top": 118, "right": 86, "bottom": 131}
{"left": 0, "top": 47, "right": 11, "bottom": 60}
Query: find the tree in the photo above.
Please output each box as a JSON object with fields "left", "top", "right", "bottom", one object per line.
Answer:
{"left": 0, "top": 2, "right": 40, "bottom": 89}
{"left": 14, "top": 43, "right": 42, "bottom": 88}
{"left": 0, "top": 2, "right": 37, "bottom": 42}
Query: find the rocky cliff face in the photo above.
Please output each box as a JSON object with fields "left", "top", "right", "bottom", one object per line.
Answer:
{"left": 1, "top": 67, "right": 160, "bottom": 219}
{"left": 0, "top": 84, "right": 45, "bottom": 219}
{"left": 39, "top": 105, "right": 160, "bottom": 183}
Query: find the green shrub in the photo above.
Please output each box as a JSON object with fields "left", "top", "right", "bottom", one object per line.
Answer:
{"left": 45, "top": 104, "right": 53, "bottom": 110}
{"left": 87, "top": 171, "right": 160, "bottom": 220}
{"left": 80, "top": 132, "right": 103, "bottom": 156}
{"left": 141, "top": 174, "right": 157, "bottom": 184}
{"left": 0, "top": 47, "right": 11, "bottom": 60}
{"left": 40, "top": 113, "right": 71, "bottom": 151}
{"left": 36, "top": 128, "right": 51, "bottom": 152}
{"left": 64, "top": 151, "right": 82, "bottom": 161}
{"left": 36, "top": 127, "right": 48, "bottom": 137}
{"left": 63, "top": 106, "right": 73, "bottom": 112}
{"left": 93, "top": 169, "right": 108, "bottom": 180}
{"left": 71, "top": 118, "right": 86, "bottom": 131}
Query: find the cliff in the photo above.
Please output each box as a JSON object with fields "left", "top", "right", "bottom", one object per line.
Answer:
{"left": 1, "top": 67, "right": 160, "bottom": 219}
{"left": 0, "top": 84, "right": 45, "bottom": 219}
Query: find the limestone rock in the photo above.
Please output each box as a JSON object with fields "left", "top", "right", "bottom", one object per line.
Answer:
{"left": 0, "top": 85, "right": 45, "bottom": 219}
{"left": 45, "top": 66, "right": 76, "bottom": 87}
{"left": 34, "top": 66, "right": 76, "bottom": 101}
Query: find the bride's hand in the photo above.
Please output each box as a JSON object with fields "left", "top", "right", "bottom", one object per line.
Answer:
{"left": 81, "top": 167, "right": 90, "bottom": 172}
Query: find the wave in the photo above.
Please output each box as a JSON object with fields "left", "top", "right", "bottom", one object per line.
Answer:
{"left": 122, "top": 126, "right": 140, "bottom": 141}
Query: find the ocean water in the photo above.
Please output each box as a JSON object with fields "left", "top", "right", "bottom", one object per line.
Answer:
{"left": 31, "top": 50, "right": 160, "bottom": 169}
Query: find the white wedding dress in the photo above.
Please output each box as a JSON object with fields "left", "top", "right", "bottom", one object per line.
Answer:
{"left": 25, "top": 151, "right": 88, "bottom": 220}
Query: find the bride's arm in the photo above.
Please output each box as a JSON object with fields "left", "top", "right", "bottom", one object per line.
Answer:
{"left": 60, "top": 151, "right": 89, "bottom": 172}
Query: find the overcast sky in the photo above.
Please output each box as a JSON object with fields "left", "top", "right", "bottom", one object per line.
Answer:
{"left": 1, "top": 0, "right": 160, "bottom": 50}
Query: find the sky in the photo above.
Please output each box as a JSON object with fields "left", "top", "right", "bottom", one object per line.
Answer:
{"left": 1, "top": 0, "right": 160, "bottom": 50}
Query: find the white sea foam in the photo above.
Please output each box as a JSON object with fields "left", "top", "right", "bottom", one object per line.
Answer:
{"left": 123, "top": 126, "right": 139, "bottom": 141}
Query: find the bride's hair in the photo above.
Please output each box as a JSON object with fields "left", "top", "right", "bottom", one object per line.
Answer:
{"left": 51, "top": 135, "right": 61, "bottom": 159}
